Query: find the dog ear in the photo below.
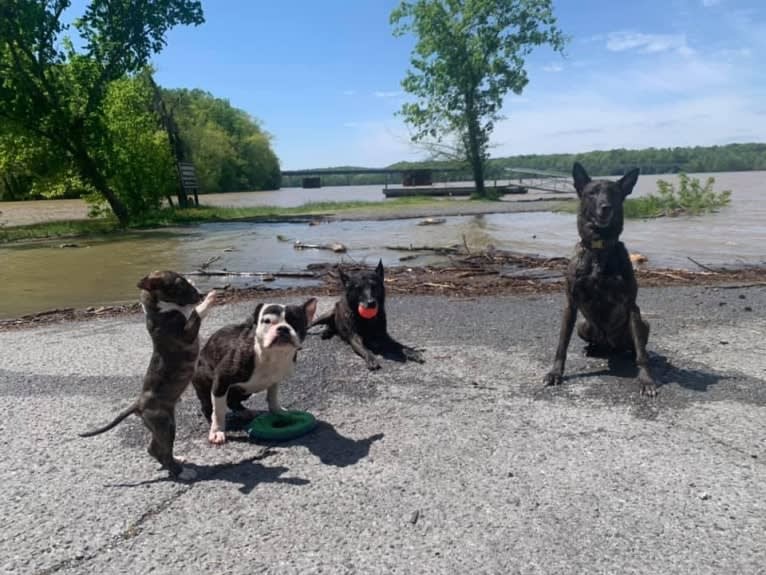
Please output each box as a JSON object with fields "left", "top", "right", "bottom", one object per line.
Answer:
{"left": 252, "top": 303, "right": 264, "bottom": 322}
{"left": 338, "top": 267, "right": 349, "bottom": 286}
{"left": 618, "top": 168, "right": 640, "bottom": 197}
{"left": 572, "top": 162, "right": 591, "bottom": 196}
{"left": 303, "top": 298, "right": 317, "bottom": 323}
{"left": 137, "top": 274, "right": 160, "bottom": 291}
{"left": 376, "top": 259, "right": 384, "bottom": 279}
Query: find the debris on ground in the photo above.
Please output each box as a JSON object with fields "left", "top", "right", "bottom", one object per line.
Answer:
{"left": 2, "top": 246, "right": 765, "bottom": 331}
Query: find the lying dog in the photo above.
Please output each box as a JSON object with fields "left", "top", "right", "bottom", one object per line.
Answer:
{"left": 80, "top": 271, "right": 216, "bottom": 478}
{"left": 311, "top": 260, "right": 424, "bottom": 370}
{"left": 544, "top": 162, "right": 657, "bottom": 396}
{"left": 192, "top": 298, "right": 317, "bottom": 444}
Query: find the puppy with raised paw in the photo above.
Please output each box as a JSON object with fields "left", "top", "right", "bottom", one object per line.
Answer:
{"left": 311, "top": 260, "right": 424, "bottom": 370}
{"left": 192, "top": 298, "right": 317, "bottom": 445}
{"left": 80, "top": 271, "right": 217, "bottom": 479}
{"left": 544, "top": 162, "right": 657, "bottom": 397}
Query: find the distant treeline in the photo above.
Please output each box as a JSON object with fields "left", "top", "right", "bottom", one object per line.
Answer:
{"left": 283, "top": 143, "right": 766, "bottom": 187}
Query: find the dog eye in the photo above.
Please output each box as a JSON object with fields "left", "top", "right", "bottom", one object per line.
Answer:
{"left": 262, "top": 317, "right": 272, "bottom": 324}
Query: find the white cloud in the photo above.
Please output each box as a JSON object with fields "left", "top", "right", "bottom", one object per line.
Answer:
{"left": 606, "top": 32, "right": 693, "bottom": 56}
{"left": 542, "top": 63, "right": 563, "bottom": 73}
{"left": 341, "top": 89, "right": 356, "bottom": 96}
{"left": 373, "top": 90, "right": 403, "bottom": 98}
{"left": 702, "top": 0, "right": 721, "bottom": 6}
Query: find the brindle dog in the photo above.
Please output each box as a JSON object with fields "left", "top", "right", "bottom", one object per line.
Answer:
{"left": 543, "top": 162, "right": 657, "bottom": 397}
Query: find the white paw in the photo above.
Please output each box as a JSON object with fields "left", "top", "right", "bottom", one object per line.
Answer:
{"left": 208, "top": 430, "right": 226, "bottom": 445}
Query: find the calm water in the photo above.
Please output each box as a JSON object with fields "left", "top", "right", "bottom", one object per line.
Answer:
{"left": 0, "top": 171, "right": 763, "bottom": 318}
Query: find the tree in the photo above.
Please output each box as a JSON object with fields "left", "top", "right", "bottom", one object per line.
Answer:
{"left": 391, "top": 0, "right": 567, "bottom": 198}
{"left": 0, "top": 0, "right": 203, "bottom": 225}
{"left": 166, "top": 89, "right": 281, "bottom": 193}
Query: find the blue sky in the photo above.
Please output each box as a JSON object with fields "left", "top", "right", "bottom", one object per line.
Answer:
{"left": 72, "top": 0, "right": 765, "bottom": 169}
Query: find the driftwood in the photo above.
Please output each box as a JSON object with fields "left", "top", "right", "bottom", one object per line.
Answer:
{"left": 293, "top": 240, "right": 347, "bottom": 253}
{"left": 687, "top": 256, "right": 723, "bottom": 274}
{"left": 187, "top": 269, "right": 317, "bottom": 279}
{"left": 418, "top": 217, "right": 446, "bottom": 226}
{"left": 385, "top": 244, "right": 461, "bottom": 254}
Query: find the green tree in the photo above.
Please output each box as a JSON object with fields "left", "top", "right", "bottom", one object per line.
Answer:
{"left": 391, "top": 0, "right": 566, "bottom": 198}
{"left": 166, "top": 89, "right": 281, "bottom": 193}
{"left": 0, "top": 0, "right": 203, "bottom": 225}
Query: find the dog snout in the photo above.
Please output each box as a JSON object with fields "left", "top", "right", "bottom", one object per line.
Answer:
{"left": 597, "top": 203, "right": 612, "bottom": 219}
{"left": 363, "top": 300, "right": 378, "bottom": 309}
{"left": 276, "top": 325, "right": 291, "bottom": 337}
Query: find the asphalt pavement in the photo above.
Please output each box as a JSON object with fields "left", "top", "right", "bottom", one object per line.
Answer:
{"left": 1, "top": 286, "right": 765, "bottom": 574}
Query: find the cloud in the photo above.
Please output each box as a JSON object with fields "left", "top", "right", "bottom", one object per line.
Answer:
{"left": 542, "top": 63, "right": 563, "bottom": 73}
{"left": 341, "top": 89, "right": 356, "bottom": 96}
{"left": 606, "top": 32, "right": 693, "bottom": 56}
{"left": 373, "top": 90, "right": 403, "bottom": 98}
{"left": 701, "top": 0, "right": 721, "bottom": 6}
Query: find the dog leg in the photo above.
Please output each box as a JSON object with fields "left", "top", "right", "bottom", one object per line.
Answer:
{"left": 194, "top": 378, "right": 214, "bottom": 422}
{"left": 544, "top": 297, "right": 578, "bottom": 386}
{"left": 350, "top": 333, "right": 381, "bottom": 370}
{"left": 195, "top": 290, "right": 217, "bottom": 319}
{"left": 629, "top": 307, "right": 657, "bottom": 397}
{"left": 311, "top": 309, "right": 337, "bottom": 339}
{"left": 376, "top": 333, "right": 425, "bottom": 363}
{"left": 182, "top": 311, "right": 202, "bottom": 344}
{"left": 208, "top": 392, "right": 228, "bottom": 445}
{"left": 267, "top": 384, "right": 288, "bottom": 415}
{"left": 143, "top": 407, "right": 183, "bottom": 477}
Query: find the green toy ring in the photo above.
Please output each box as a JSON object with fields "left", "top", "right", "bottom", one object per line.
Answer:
{"left": 247, "top": 410, "right": 317, "bottom": 441}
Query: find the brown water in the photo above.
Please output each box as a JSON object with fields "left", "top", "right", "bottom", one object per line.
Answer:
{"left": 0, "top": 171, "right": 763, "bottom": 318}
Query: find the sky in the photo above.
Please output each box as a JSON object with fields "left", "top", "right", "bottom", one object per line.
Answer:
{"left": 72, "top": 0, "right": 766, "bottom": 169}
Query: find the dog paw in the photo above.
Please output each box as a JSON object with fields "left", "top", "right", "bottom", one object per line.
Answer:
{"left": 320, "top": 329, "right": 335, "bottom": 340}
{"left": 405, "top": 348, "right": 425, "bottom": 363}
{"left": 208, "top": 430, "right": 226, "bottom": 445}
{"left": 639, "top": 379, "right": 658, "bottom": 398}
{"left": 366, "top": 358, "right": 382, "bottom": 371}
{"left": 543, "top": 371, "right": 563, "bottom": 386}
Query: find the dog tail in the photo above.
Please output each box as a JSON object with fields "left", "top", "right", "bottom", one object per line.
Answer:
{"left": 79, "top": 402, "right": 139, "bottom": 437}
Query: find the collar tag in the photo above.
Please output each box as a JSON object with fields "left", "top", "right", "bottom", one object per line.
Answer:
{"left": 591, "top": 239, "right": 605, "bottom": 249}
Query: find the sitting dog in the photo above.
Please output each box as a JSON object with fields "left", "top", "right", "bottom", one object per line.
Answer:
{"left": 80, "top": 271, "right": 217, "bottom": 478}
{"left": 311, "top": 260, "right": 424, "bottom": 370}
{"left": 192, "top": 298, "right": 317, "bottom": 444}
{"left": 543, "top": 163, "right": 657, "bottom": 396}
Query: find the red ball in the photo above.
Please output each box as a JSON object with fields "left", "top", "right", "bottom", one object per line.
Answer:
{"left": 357, "top": 305, "right": 378, "bottom": 320}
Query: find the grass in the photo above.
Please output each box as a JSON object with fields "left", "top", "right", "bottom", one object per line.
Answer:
{"left": 555, "top": 173, "right": 732, "bottom": 219}
{"left": 0, "top": 195, "right": 444, "bottom": 243}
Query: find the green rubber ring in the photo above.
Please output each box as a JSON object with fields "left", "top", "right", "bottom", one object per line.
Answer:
{"left": 247, "top": 410, "right": 317, "bottom": 441}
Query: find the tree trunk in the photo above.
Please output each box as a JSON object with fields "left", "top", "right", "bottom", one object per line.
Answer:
{"left": 73, "top": 145, "right": 130, "bottom": 226}
{"left": 465, "top": 106, "right": 486, "bottom": 198}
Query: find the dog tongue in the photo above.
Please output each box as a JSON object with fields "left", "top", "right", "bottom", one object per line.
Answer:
{"left": 357, "top": 305, "right": 378, "bottom": 319}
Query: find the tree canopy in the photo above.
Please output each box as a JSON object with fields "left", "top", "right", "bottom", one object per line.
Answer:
{"left": 0, "top": 0, "right": 204, "bottom": 224}
{"left": 391, "top": 0, "right": 567, "bottom": 198}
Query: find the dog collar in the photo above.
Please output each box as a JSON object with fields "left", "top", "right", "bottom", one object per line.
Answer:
{"left": 591, "top": 239, "right": 606, "bottom": 249}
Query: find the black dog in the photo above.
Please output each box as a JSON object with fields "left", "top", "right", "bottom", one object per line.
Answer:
{"left": 192, "top": 298, "right": 317, "bottom": 444}
{"left": 544, "top": 163, "right": 657, "bottom": 396}
{"left": 80, "top": 271, "right": 217, "bottom": 478}
{"left": 311, "top": 260, "right": 424, "bottom": 370}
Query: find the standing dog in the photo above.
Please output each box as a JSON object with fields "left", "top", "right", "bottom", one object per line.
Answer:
{"left": 543, "top": 163, "right": 657, "bottom": 396}
{"left": 80, "top": 271, "right": 217, "bottom": 478}
{"left": 311, "top": 260, "right": 424, "bottom": 370}
{"left": 192, "top": 298, "right": 317, "bottom": 444}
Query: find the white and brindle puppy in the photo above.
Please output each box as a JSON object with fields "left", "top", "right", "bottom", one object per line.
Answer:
{"left": 192, "top": 298, "right": 317, "bottom": 444}
{"left": 80, "top": 270, "right": 217, "bottom": 479}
